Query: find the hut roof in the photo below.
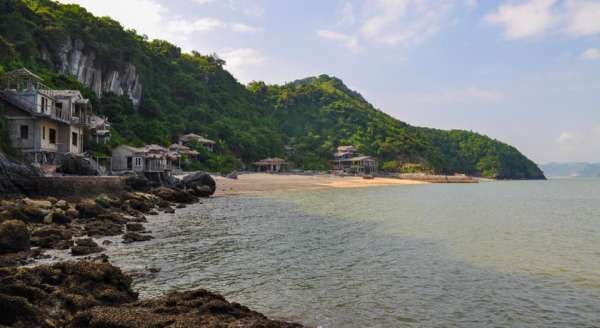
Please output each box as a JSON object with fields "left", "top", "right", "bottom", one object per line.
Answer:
{"left": 5, "top": 68, "right": 44, "bottom": 81}
{"left": 180, "top": 133, "right": 216, "bottom": 144}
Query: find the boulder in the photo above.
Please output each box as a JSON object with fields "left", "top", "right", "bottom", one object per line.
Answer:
{"left": 42, "top": 208, "right": 71, "bottom": 225}
{"left": 31, "top": 226, "right": 73, "bottom": 249}
{"left": 55, "top": 199, "right": 69, "bottom": 210}
{"left": 125, "top": 223, "right": 144, "bottom": 232}
{"left": 122, "top": 232, "right": 153, "bottom": 244}
{"left": 56, "top": 153, "right": 100, "bottom": 176}
{"left": 71, "top": 238, "right": 104, "bottom": 256}
{"left": 0, "top": 152, "right": 42, "bottom": 198}
{"left": 152, "top": 186, "right": 197, "bottom": 204}
{"left": 0, "top": 261, "right": 137, "bottom": 327}
{"left": 0, "top": 220, "right": 30, "bottom": 254}
{"left": 84, "top": 220, "right": 123, "bottom": 237}
{"left": 124, "top": 174, "right": 153, "bottom": 192}
{"left": 22, "top": 198, "right": 53, "bottom": 209}
{"left": 182, "top": 172, "right": 216, "bottom": 197}
{"left": 76, "top": 200, "right": 106, "bottom": 219}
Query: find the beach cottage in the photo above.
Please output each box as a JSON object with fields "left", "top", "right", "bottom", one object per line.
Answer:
{"left": 332, "top": 146, "right": 378, "bottom": 175}
{"left": 254, "top": 157, "right": 288, "bottom": 173}
{"left": 179, "top": 133, "right": 216, "bottom": 152}
{"left": 111, "top": 145, "right": 176, "bottom": 175}
{"left": 0, "top": 68, "right": 92, "bottom": 166}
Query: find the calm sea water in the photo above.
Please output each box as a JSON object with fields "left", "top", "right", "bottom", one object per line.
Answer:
{"left": 107, "top": 178, "right": 600, "bottom": 327}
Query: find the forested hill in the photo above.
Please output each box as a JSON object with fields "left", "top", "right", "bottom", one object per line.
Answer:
{"left": 0, "top": 0, "right": 545, "bottom": 179}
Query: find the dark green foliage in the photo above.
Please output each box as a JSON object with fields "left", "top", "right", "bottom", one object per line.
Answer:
{"left": 0, "top": 0, "right": 545, "bottom": 179}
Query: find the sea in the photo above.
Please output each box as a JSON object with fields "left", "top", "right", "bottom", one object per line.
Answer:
{"left": 104, "top": 178, "right": 600, "bottom": 327}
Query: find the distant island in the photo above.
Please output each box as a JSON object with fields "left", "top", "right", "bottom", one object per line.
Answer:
{"left": 540, "top": 163, "right": 600, "bottom": 178}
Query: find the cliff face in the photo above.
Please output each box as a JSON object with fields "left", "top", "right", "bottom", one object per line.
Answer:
{"left": 47, "top": 37, "right": 143, "bottom": 107}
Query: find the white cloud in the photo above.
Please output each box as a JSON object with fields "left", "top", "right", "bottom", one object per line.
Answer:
{"left": 220, "top": 48, "right": 266, "bottom": 83}
{"left": 193, "top": 0, "right": 215, "bottom": 4}
{"left": 564, "top": 0, "right": 600, "bottom": 37}
{"left": 317, "top": 30, "right": 360, "bottom": 51}
{"left": 167, "top": 18, "right": 225, "bottom": 35}
{"left": 231, "top": 23, "right": 261, "bottom": 33}
{"left": 317, "top": 0, "right": 458, "bottom": 51}
{"left": 484, "top": 0, "right": 558, "bottom": 40}
{"left": 580, "top": 48, "right": 600, "bottom": 60}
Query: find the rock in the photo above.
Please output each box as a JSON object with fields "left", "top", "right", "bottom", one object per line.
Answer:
{"left": 163, "top": 207, "right": 175, "bottom": 214}
{"left": 124, "top": 174, "right": 153, "bottom": 192}
{"left": 22, "top": 198, "right": 53, "bottom": 209}
{"left": 0, "top": 261, "right": 137, "bottom": 327}
{"left": 76, "top": 200, "right": 107, "bottom": 219}
{"left": 0, "top": 152, "right": 42, "bottom": 198}
{"left": 31, "top": 226, "right": 73, "bottom": 249}
{"left": 84, "top": 220, "right": 123, "bottom": 237}
{"left": 42, "top": 208, "right": 71, "bottom": 225}
{"left": 176, "top": 204, "right": 186, "bottom": 209}
{"left": 152, "top": 186, "right": 197, "bottom": 204}
{"left": 226, "top": 171, "right": 238, "bottom": 179}
{"left": 0, "top": 220, "right": 30, "bottom": 254}
{"left": 194, "top": 185, "right": 214, "bottom": 198}
{"left": 71, "top": 238, "right": 104, "bottom": 256}
{"left": 19, "top": 204, "right": 50, "bottom": 223}
{"left": 56, "top": 153, "right": 101, "bottom": 176}
{"left": 55, "top": 200, "right": 69, "bottom": 210}
{"left": 125, "top": 223, "right": 144, "bottom": 232}
{"left": 95, "top": 194, "right": 121, "bottom": 209}
{"left": 0, "top": 249, "right": 43, "bottom": 268}
{"left": 101, "top": 240, "right": 113, "bottom": 246}
{"left": 69, "top": 289, "right": 304, "bottom": 328}
{"left": 122, "top": 232, "right": 153, "bottom": 244}
{"left": 66, "top": 207, "right": 80, "bottom": 220}
{"left": 147, "top": 210, "right": 159, "bottom": 216}
{"left": 183, "top": 172, "right": 216, "bottom": 197}
{"left": 97, "top": 212, "right": 127, "bottom": 224}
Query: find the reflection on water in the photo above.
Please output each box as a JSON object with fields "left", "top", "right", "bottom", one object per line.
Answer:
{"left": 107, "top": 179, "right": 600, "bottom": 327}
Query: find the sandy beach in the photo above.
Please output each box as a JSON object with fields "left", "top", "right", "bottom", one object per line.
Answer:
{"left": 212, "top": 173, "right": 428, "bottom": 196}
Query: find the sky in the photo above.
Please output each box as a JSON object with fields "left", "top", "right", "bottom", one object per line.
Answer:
{"left": 56, "top": 0, "right": 600, "bottom": 164}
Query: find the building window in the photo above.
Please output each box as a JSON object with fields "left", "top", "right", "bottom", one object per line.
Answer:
{"left": 127, "top": 157, "right": 133, "bottom": 170}
{"left": 135, "top": 157, "right": 143, "bottom": 166}
{"left": 49, "top": 129, "right": 56, "bottom": 144}
{"left": 20, "top": 125, "right": 28, "bottom": 139}
{"left": 72, "top": 132, "right": 78, "bottom": 146}
{"left": 42, "top": 126, "right": 46, "bottom": 140}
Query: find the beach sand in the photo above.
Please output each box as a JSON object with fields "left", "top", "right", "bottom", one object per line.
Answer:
{"left": 212, "top": 173, "right": 428, "bottom": 196}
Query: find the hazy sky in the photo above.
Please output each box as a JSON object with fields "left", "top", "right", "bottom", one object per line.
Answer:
{"left": 57, "top": 0, "right": 600, "bottom": 164}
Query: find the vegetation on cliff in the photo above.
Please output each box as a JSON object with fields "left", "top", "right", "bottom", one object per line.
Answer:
{"left": 0, "top": 0, "right": 545, "bottom": 179}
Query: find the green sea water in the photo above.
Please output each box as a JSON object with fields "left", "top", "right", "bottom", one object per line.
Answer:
{"left": 107, "top": 178, "right": 600, "bottom": 327}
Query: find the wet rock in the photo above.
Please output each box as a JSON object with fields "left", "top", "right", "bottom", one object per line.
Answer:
{"left": 70, "top": 289, "right": 304, "bottom": 328}
{"left": 176, "top": 203, "right": 187, "bottom": 209}
{"left": 71, "top": 238, "right": 104, "bottom": 256}
{"left": 0, "top": 220, "right": 30, "bottom": 254}
{"left": 31, "top": 226, "right": 73, "bottom": 249}
{"left": 18, "top": 204, "right": 50, "bottom": 223}
{"left": 122, "top": 232, "right": 153, "bottom": 244}
{"left": 101, "top": 240, "right": 113, "bottom": 246}
{"left": 22, "top": 198, "right": 53, "bottom": 209}
{"left": 95, "top": 194, "right": 121, "bottom": 209}
{"left": 0, "top": 248, "right": 43, "bottom": 268}
{"left": 152, "top": 186, "right": 198, "bottom": 204}
{"left": 84, "top": 220, "right": 123, "bottom": 237}
{"left": 183, "top": 172, "right": 216, "bottom": 197}
{"left": 55, "top": 199, "right": 69, "bottom": 210}
{"left": 163, "top": 206, "right": 175, "bottom": 214}
{"left": 125, "top": 223, "right": 144, "bottom": 232}
{"left": 43, "top": 208, "right": 71, "bottom": 225}
{"left": 97, "top": 212, "right": 127, "bottom": 224}
{"left": 0, "top": 261, "right": 137, "bottom": 327}
{"left": 76, "top": 200, "right": 106, "bottom": 219}
{"left": 124, "top": 174, "right": 153, "bottom": 192}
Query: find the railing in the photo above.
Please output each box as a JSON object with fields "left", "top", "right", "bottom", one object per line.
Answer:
{"left": 1, "top": 90, "right": 71, "bottom": 124}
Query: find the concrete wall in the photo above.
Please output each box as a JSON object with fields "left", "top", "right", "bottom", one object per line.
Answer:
{"left": 27, "top": 176, "right": 126, "bottom": 199}
{"left": 38, "top": 119, "right": 59, "bottom": 152}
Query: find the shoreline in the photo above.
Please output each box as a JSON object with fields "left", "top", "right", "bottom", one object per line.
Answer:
{"left": 211, "top": 173, "right": 430, "bottom": 196}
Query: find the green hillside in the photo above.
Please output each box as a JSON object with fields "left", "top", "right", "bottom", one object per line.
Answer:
{"left": 0, "top": 0, "right": 545, "bottom": 179}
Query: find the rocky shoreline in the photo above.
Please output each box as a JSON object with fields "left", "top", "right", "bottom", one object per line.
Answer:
{"left": 0, "top": 168, "right": 304, "bottom": 327}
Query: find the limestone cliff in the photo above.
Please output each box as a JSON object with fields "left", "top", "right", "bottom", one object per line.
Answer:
{"left": 47, "top": 37, "right": 143, "bottom": 107}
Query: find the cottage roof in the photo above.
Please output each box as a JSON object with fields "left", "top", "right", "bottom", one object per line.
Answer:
{"left": 169, "top": 143, "right": 191, "bottom": 151}
{"left": 5, "top": 68, "right": 44, "bottom": 81}
{"left": 180, "top": 133, "right": 216, "bottom": 144}
{"left": 333, "top": 155, "right": 376, "bottom": 163}
{"left": 337, "top": 145, "right": 356, "bottom": 152}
